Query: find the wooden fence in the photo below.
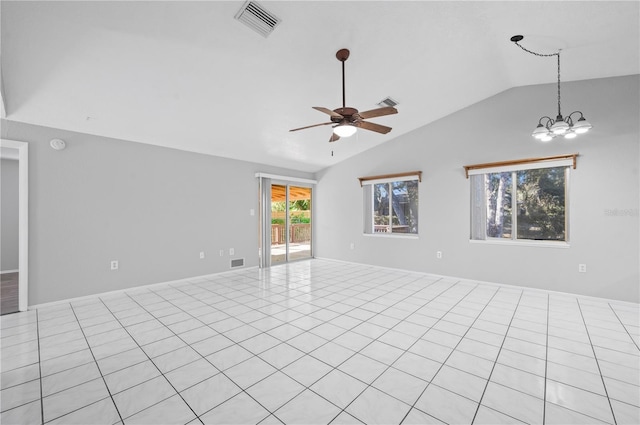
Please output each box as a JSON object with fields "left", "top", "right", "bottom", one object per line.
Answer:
{"left": 271, "top": 223, "right": 311, "bottom": 245}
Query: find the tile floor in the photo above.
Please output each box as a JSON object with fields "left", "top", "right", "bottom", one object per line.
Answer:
{"left": 1, "top": 259, "right": 639, "bottom": 425}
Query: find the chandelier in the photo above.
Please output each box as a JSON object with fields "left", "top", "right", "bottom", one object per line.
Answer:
{"left": 510, "top": 35, "right": 592, "bottom": 142}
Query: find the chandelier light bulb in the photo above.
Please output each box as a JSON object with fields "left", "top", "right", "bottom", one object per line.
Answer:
{"left": 334, "top": 124, "right": 357, "bottom": 138}
{"left": 564, "top": 131, "right": 577, "bottom": 139}
{"left": 550, "top": 120, "right": 569, "bottom": 135}
{"left": 532, "top": 125, "right": 550, "bottom": 139}
{"left": 573, "top": 117, "right": 592, "bottom": 134}
{"left": 541, "top": 134, "right": 554, "bottom": 142}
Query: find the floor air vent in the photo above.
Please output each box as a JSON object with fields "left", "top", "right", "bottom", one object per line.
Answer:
{"left": 230, "top": 258, "right": 245, "bottom": 268}
{"left": 234, "top": 1, "right": 281, "bottom": 38}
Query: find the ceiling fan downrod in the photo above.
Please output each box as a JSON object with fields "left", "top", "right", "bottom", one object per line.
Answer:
{"left": 336, "top": 48, "right": 350, "bottom": 111}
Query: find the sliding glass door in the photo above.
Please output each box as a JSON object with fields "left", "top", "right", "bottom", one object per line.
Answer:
{"left": 270, "top": 184, "right": 312, "bottom": 264}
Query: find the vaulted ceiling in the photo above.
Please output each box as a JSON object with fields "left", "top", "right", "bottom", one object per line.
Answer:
{"left": 1, "top": 1, "right": 638, "bottom": 172}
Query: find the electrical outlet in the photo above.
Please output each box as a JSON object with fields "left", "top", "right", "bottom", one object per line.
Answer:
{"left": 200, "top": 252, "right": 205, "bottom": 259}
{"left": 436, "top": 251, "right": 443, "bottom": 259}
{"left": 229, "top": 248, "right": 235, "bottom": 256}
{"left": 110, "top": 260, "right": 119, "bottom": 270}
{"left": 350, "top": 242, "right": 355, "bottom": 250}
{"left": 578, "top": 264, "right": 587, "bottom": 273}
{"left": 219, "top": 250, "right": 224, "bottom": 257}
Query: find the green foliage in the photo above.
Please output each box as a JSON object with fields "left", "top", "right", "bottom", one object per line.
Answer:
{"left": 516, "top": 167, "right": 565, "bottom": 240}
{"left": 290, "top": 214, "right": 310, "bottom": 224}
{"left": 485, "top": 167, "right": 565, "bottom": 240}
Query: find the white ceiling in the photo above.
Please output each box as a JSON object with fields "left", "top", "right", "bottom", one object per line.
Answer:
{"left": 2, "top": 1, "right": 638, "bottom": 172}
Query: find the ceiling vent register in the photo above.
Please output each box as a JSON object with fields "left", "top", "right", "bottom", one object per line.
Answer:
{"left": 377, "top": 97, "right": 399, "bottom": 108}
{"left": 235, "top": 1, "right": 281, "bottom": 38}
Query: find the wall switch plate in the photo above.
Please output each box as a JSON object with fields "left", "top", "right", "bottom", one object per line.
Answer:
{"left": 200, "top": 252, "right": 205, "bottom": 259}
{"left": 578, "top": 264, "right": 587, "bottom": 273}
{"left": 219, "top": 250, "right": 224, "bottom": 257}
{"left": 350, "top": 242, "right": 355, "bottom": 250}
{"left": 436, "top": 251, "right": 443, "bottom": 259}
{"left": 250, "top": 209, "right": 255, "bottom": 216}
{"left": 110, "top": 260, "right": 119, "bottom": 270}
{"left": 229, "top": 248, "right": 235, "bottom": 256}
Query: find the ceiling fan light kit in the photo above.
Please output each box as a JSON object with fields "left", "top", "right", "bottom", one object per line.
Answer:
{"left": 290, "top": 48, "right": 398, "bottom": 143}
{"left": 510, "top": 35, "right": 592, "bottom": 142}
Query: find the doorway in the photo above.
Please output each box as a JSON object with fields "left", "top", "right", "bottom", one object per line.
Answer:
{"left": 270, "top": 185, "right": 312, "bottom": 264}
{"left": 257, "top": 173, "right": 316, "bottom": 268}
{"left": 0, "top": 139, "right": 29, "bottom": 314}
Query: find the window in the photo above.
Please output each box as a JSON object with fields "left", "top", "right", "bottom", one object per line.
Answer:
{"left": 361, "top": 172, "right": 420, "bottom": 235}
{"left": 468, "top": 157, "right": 573, "bottom": 243}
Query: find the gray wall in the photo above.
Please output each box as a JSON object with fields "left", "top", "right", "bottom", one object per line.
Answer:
{"left": 315, "top": 75, "right": 640, "bottom": 303}
{"left": 1, "top": 158, "right": 19, "bottom": 271}
{"left": 1, "top": 120, "right": 314, "bottom": 305}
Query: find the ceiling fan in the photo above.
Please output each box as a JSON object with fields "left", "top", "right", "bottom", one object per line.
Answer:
{"left": 290, "top": 48, "right": 398, "bottom": 143}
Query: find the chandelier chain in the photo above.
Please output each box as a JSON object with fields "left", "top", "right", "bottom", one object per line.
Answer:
{"left": 513, "top": 40, "right": 562, "bottom": 117}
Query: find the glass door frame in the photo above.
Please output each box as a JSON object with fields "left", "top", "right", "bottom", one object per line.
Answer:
{"left": 256, "top": 173, "right": 316, "bottom": 268}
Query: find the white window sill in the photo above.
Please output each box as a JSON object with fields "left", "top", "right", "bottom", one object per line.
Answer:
{"left": 469, "top": 239, "right": 570, "bottom": 248}
{"left": 364, "top": 233, "right": 419, "bottom": 239}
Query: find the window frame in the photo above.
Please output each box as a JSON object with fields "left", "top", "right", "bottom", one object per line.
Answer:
{"left": 467, "top": 157, "right": 573, "bottom": 248}
{"left": 361, "top": 172, "right": 421, "bottom": 238}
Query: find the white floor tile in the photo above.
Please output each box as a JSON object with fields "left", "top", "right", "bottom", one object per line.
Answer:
{"left": 544, "top": 401, "right": 611, "bottom": 424}
{"left": 112, "top": 375, "right": 175, "bottom": 419}
{"left": 474, "top": 405, "right": 526, "bottom": 424}
{"left": 42, "top": 378, "right": 110, "bottom": 422}
{"left": 480, "top": 381, "right": 543, "bottom": 424}
{"left": 281, "top": 354, "right": 333, "bottom": 387}
{"left": 200, "top": 392, "right": 270, "bottom": 424}
{"left": 0, "top": 379, "right": 40, "bottom": 413}
{"left": 125, "top": 394, "right": 197, "bottom": 425}
{"left": 0, "top": 400, "right": 42, "bottom": 425}
{"left": 431, "top": 365, "right": 487, "bottom": 402}
{"left": 245, "top": 371, "right": 305, "bottom": 411}
{"left": 42, "top": 361, "right": 102, "bottom": 397}
{"left": 224, "top": 356, "right": 277, "bottom": 389}
{"left": 546, "top": 380, "right": 616, "bottom": 423}
{"left": 345, "top": 386, "right": 411, "bottom": 425}
{"left": 338, "top": 353, "right": 388, "bottom": 384}
{"left": 372, "top": 366, "right": 428, "bottom": 405}
{"left": 0, "top": 259, "right": 636, "bottom": 425}
{"left": 46, "top": 397, "right": 120, "bottom": 425}
{"left": 490, "top": 363, "right": 545, "bottom": 399}
{"left": 274, "top": 389, "right": 341, "bottom": 425}
{"left": 414, "top": 384, "right": 478, "bottom": 424}
{"left": 392, "top": 351, "right": 441, "bottom": 382}
{"left": 179, "top": 373, "right": 241, "bottom": 416}
{"left": 610, "top": 399, "right": 640, "bottom": 425}
{"left": 310, "top": 368, "right": 368, "bottom": 408}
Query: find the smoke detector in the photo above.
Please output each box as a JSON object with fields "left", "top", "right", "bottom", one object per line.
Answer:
{"left": 50, "top": 139, "right": 66, "bottom": 150}
{"left": 235, "top": 1, "right": 281, "bottom": 38}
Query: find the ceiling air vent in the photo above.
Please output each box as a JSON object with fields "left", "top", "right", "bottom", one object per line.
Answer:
{"left": 377, "top": 97, "right": 399, "bottom": 108}
{"left": 235, "top": 1, "right": 281, "bottom": 38}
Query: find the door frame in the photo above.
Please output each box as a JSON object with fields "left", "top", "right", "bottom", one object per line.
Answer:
{"left": 255, "top": 173, "right": 316, "bottom": 268}
{"left": 1, "top": 139, "right": 29, "bottom": 312}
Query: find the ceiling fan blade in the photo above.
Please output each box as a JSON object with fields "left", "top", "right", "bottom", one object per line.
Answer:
{"left": 357, "top": 106, "right": 398, "bottom": 120}
{"left": 313, "top": 107, "right": 344, "bottom": 119}
{"left": 290, "top": 122, "right": 334, "bottom": 132}
{"left": 357, "top": 121, "right": 392, "bottom": 134}
{"left": 329, "top": 132, "right": 340, "bottom": 143}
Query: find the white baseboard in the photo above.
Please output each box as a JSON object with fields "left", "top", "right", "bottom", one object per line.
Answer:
{"left": 29, "top": 267, "right": 258, "bottom": 311}
{"left": 1, "top": 269, "right": 19, "bottom": 274}
{"left": 313, "top": 257, "right": 639, "bottom": 308}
